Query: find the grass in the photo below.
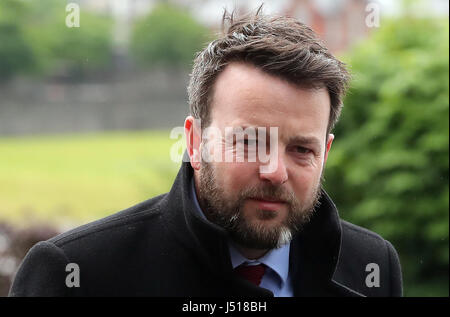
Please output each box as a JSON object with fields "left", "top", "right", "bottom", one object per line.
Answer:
{"left": 1, "top": 130, "right": 447, "bottom": 297}
{"left": 0, "top": 130, "right": 183, "bottom": 228}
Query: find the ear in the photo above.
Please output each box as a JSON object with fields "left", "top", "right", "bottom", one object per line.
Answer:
{"left": 323, "top": 133, "right": 334, "bottom": 165}
{"left": 184, "top": 116, "right": 202, "bottom": 170}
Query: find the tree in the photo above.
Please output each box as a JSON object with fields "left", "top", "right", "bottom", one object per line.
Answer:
{"left": 24, "top": 0, "right": 114, "bottom": 78}
{"left": 0, "top": 0, "right": 35, "bottom": 79}
{"left": 324, "top": 16, "right": 449, "bottom": 296}
{"left": 0, "top": 0, "right": 114, "bottom": 80}
{"left": 130, "top": 3, "right": 211, "bottom": 69}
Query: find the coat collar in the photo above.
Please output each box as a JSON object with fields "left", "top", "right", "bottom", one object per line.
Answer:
{"left": 160, "top": 151, "right": 363, "bottom": 296}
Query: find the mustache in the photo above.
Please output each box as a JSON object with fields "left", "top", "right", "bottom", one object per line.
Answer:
{"left": 238, "top": 184, "right": 296, "bottom": 205}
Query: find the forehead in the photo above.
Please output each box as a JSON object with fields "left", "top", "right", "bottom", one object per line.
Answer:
{"left": 209, "top": 62, "right": 331, "bottom": 143}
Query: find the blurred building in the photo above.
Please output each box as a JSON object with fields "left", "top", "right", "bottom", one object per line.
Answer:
{"left": 284, "top": 0, "right": 370, "bottom": 53}
{"left": 1, "top": 0, "right": 448, "bottom": 135}
{"left": 183, "top": 0, "right": 371, "bottom": 53}
{"left": 78, "top": 0, "right": 449, "bottom": 54}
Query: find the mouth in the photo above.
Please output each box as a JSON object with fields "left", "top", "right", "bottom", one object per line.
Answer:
{"left": 249, "top": 196, "right": 286, "bottom": 203}
{"left": 247, "top": 197, "right": 287, "bottom": 211}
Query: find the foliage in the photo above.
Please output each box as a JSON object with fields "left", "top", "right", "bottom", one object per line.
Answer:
{"left": 0, "top": 0, "right": 114, "bottom": 79}
{"left": 0, "top": 0, "right": 35, "bottom": 79}
{"left": 324, "top": 16, "right": 449, "bottom": 296}
{"left": 130, "top": 3, "right": 211, "bottom": 69}
{"left": 25, "top": 0, "right": 113, "bottom": 77}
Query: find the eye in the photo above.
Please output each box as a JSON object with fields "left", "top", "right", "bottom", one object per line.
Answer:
{"left": 295, "top": 146, "right": 311, "bottom": 154}
{"left": 288, "top": 145, "right": 313, "bottom": 155}
{"left": 237, "top": 138, "right": 257, "bottom": 146}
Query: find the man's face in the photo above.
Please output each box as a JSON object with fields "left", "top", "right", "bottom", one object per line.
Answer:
{"left": 191, "top": 62, "right": 333, "bottom": 251}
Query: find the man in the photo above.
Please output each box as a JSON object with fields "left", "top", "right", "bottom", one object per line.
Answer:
{"left": 9, "top": 10, "right": 402, "bottom": 297}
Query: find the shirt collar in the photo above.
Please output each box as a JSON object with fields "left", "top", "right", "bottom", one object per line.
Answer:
{"left": 228, "top": 240, "right": 290, "bottom": 287}
{"left": 191, "top": 177, "right": 290, "bottom": 287}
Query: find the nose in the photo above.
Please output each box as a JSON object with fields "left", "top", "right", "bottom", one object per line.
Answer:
{"left": 259, "top": 152, "right": 288, "bottom": 186}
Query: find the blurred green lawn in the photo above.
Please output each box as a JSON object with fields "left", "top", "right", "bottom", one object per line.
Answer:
{"left": 1, "top": 130, "right": 447, "bottom": 296}
{"left": 0, "top": 131, "right": 182, "bottom": 227}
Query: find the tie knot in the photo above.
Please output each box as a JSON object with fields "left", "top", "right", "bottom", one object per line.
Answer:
{"left": 234, "top": 264, "right": 266, "bottom": 286}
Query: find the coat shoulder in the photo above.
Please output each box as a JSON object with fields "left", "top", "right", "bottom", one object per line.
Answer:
{"left": 10, "top": 193, "right": 171, "bottom": 296}
{"left": 340, "top": 220, "right": 387, "bottom": 247}
{"left": 48, "top": 193, "right": 167, "bottom": 249}
{"left": 333, "top": 220, "right": 403, "bottom": 296}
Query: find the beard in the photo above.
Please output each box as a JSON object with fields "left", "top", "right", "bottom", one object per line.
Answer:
{"left": 196, "top": 161, "right": 322, "bottom": 250}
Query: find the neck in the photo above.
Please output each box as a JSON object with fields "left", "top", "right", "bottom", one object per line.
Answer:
{"left": 233, "top": 242, "right": 269, "bottom": 260}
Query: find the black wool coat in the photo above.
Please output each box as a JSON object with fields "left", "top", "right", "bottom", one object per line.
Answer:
{"left": 9, "top": 155, "right": 403, "bottom": 297}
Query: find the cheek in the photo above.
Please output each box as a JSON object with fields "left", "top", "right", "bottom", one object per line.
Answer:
{"left": 217, "top": 161, "right": 258, "bottom": 191}
{"left": 290, "top": 165, "right": 323, "bottom": 196}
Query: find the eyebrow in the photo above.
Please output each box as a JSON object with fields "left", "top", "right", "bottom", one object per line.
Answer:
{"left": 229, "top": 125, "right": 323, "bottom": 148}
{"left": 231, "top": 125, "right": 257, "bottom": 131}
{"left": 227, "top": 125, "right": 259, "bottom": 135}
{"left": 286, "top": 135, "right": 322, "bottom": 149}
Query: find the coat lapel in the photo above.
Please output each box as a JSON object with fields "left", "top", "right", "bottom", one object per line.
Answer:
{"left": 162, "top": 151, "right": 363, "bottom": 296}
